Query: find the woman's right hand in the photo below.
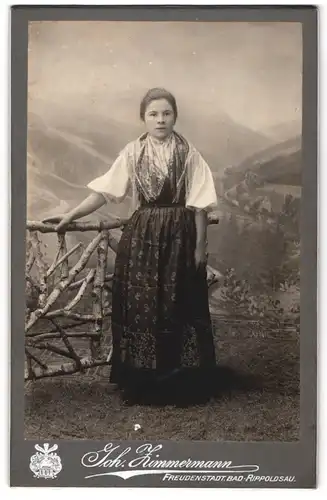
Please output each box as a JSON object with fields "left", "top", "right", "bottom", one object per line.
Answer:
{"left": 42, "top": 213, "right": 73, "bottom": 233}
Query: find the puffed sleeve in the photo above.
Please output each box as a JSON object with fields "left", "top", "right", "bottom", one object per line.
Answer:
{"left": 87, "top": 145, "right": 131, "bottom": 203}
{"left": 185, "top": 149, "right": 218, "bottom": 212}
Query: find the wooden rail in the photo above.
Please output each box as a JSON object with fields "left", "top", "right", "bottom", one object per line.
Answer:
{"left": 24, "top": 214, "right": 221, "bottom": 381}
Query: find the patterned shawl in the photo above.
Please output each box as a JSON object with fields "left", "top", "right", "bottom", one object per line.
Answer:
{"left": 132, "top": 131, "right": 190, "bottom": 204}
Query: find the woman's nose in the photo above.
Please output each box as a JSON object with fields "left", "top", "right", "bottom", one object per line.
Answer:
{"left": 157, "top": 115, "right": 165, "bottom": 123}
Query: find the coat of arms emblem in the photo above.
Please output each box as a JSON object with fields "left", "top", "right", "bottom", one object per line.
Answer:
{"left": 29, "top": 443, "right": 62, "bottom": 479}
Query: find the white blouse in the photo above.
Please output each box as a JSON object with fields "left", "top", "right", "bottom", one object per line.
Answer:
{"left": 87, "top": 137, "right": 218, "bottom": 214}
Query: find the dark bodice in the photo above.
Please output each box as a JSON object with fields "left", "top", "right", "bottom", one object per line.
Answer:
{"left": 138, "top": 176, "right": 186, "bottom": 207}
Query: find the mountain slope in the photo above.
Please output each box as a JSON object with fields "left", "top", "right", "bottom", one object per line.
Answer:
{"left": 223, "top": 136, "right": 302, "bottom": 190}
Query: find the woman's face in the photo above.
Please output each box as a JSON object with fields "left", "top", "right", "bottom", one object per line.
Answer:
{"left": 144, "top": 98, "right": 175, "bottom": 140}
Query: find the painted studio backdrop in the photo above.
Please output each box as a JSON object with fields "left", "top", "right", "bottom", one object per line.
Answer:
{"left": 25, "top": 21, "right": 302, "bottom": 441}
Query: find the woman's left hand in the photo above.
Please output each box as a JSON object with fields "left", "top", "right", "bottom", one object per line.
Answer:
{"left": 194, "top": 242, "right": 207, "bottom": 270}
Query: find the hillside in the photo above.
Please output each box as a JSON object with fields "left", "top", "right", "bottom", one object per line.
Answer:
{"left": 223, "top": 136, "right": 302, "bottom": 190}
{"left": 175, "top": 109, "right": 274, "bottom": 172}
{"left": 264, "top": 120, "right": 302, "bottom": 142}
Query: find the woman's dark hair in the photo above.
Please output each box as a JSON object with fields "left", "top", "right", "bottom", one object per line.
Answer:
{"left": 140, "top": 88, "right": 178, "bottom": 122}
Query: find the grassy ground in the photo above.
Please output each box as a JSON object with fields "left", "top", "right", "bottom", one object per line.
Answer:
{"left": 24, "top": 318, "right": 300, "bottom": 442}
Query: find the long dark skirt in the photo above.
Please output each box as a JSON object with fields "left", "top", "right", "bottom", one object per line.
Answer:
{"left": 110, "top": 205, "right": 217, "bottom": 404}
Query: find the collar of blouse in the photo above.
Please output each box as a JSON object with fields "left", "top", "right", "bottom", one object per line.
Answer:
{"left": 148, "top": 133, "right": 174, "bottom": 147}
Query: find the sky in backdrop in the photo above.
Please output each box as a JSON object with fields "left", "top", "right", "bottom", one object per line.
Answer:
{"left": 28, "top": 21, "right": 302, "bottom": 134}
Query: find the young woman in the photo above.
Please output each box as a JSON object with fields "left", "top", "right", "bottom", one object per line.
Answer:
{"left": 44, "top": 88, "right": 218, "bottom": 404}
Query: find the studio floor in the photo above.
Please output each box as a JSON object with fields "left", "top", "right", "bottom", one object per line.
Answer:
{"left": 24, "top": 320, "right": 300, "bottom": 442}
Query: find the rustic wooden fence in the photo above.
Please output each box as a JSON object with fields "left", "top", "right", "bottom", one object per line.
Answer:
{"left": 25, "top": 214, "right": 220, "bottom": 381}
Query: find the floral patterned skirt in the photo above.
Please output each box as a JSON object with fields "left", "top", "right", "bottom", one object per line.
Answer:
{"left": 110, "top": 204, "right": 217, "bottom": 404}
